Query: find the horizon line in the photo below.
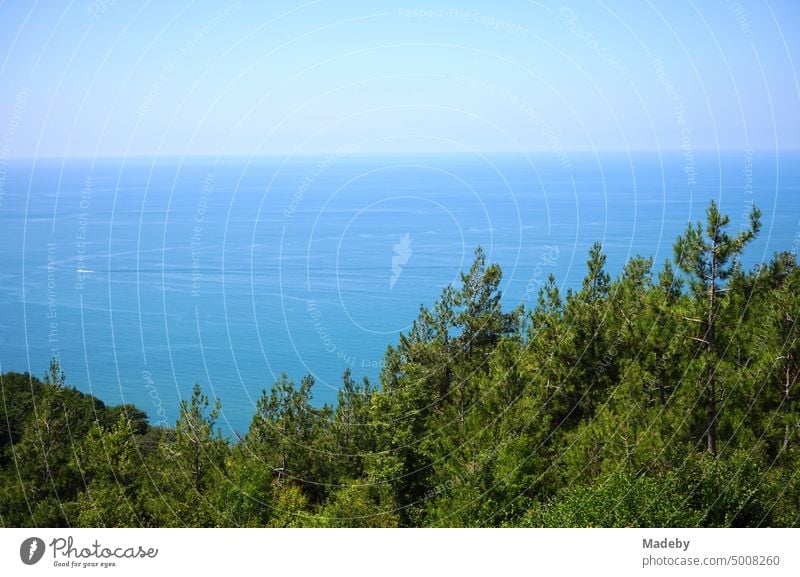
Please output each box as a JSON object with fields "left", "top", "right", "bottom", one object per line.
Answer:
{"left": 6, "top": 148, "right": 799, "bottom": 162}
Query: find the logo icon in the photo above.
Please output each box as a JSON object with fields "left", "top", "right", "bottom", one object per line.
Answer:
{"left": 390, "top": 233, "right": 413, "bottom": 289}
{"left": 20, "top": 537, "right": 45, "bottom": 565}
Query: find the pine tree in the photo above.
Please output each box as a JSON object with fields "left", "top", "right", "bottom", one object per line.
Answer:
{"left": 673, "top": 200, "right": 761, "bottom": 454}
{"left": 155, "top": 383, "right": 225, "bottom": 526}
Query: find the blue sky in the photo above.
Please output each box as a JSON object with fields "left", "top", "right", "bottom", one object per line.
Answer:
{"left": 0, "top": 0, "right": 798, "bottom": 156}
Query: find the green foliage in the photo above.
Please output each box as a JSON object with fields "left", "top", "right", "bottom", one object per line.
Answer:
{"left": 150, "top": 384, "right": 227, "bottom": 526}
{"left": 524, "top": 472, "right": 703, "bottom": 527}
{"left": 674, "top": 200, "right": 761, "bottom": 298}
{"left": 313, "top": 480, "right": 399, "bottom": 528}
{"left": 673, "top": 201, "right": 762, "bottom": 454}
{"left": 268, "top": 484, "right": 311, "bottom": 528}
{"left": 74, "top": 414, "right": 149, "bottom": 527}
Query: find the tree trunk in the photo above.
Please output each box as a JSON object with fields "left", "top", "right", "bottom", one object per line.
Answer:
{"left": 784, "top": 361, "right": 792, "bottom": 450}
{"left": 706, "top": 239, "right": 717, "bottom": 455}
{"left": 194, "top": 435, "right": 201, "bottom": 491}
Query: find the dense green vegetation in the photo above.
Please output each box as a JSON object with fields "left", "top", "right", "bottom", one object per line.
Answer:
{"left": 2, "top": 200, "right": 799, "bottom": 527}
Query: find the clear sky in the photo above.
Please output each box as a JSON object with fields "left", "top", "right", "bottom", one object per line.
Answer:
{"left": 0, "top": 0, "right": 798, "bottom": 157}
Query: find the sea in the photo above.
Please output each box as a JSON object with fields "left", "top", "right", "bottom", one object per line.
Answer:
{"left": 0, "top": 151, "right": 798, "bottom": 435}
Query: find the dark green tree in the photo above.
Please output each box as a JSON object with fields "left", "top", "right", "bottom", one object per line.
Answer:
{"left": 673, "top": 200, "right": 761, "bottom": 454}
{"left": 154, "top": 383, "right": 225, "bottom": 526}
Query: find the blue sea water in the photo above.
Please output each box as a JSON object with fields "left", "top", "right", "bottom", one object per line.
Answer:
{"left": 0, "top": 152, "right": 798, "bottom": 435}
